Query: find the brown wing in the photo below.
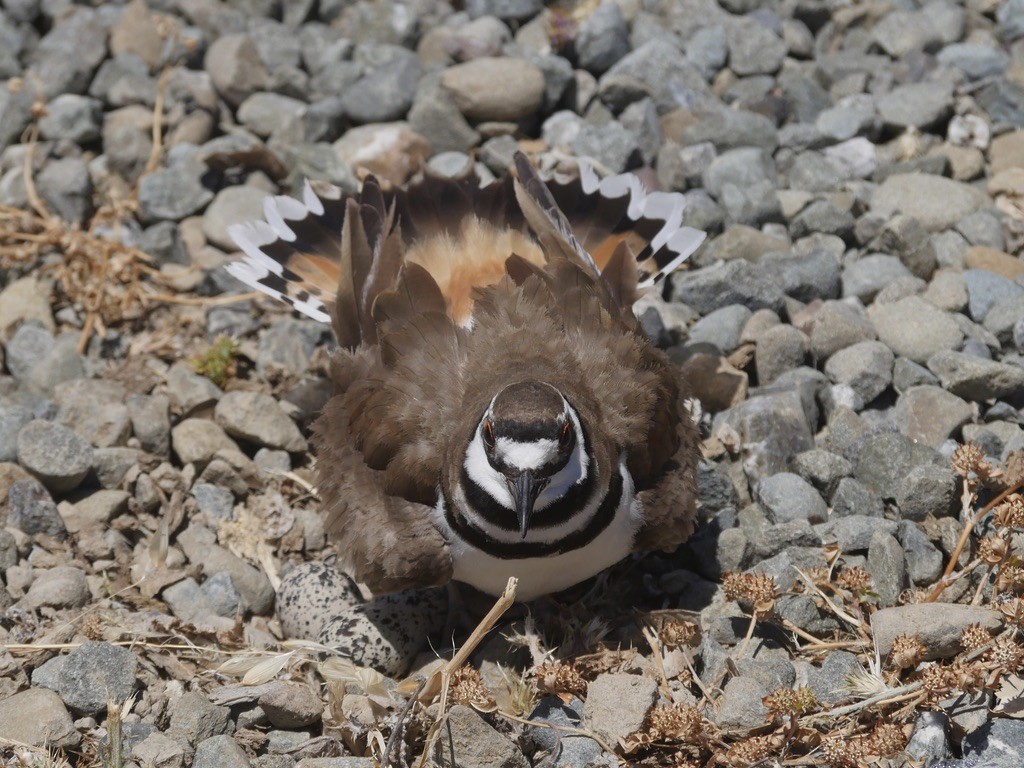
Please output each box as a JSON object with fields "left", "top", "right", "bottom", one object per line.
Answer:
{"left": 313, "top": 381, "right": 452, "bottom": 593}
{"left": 632, "top": 389, "right": 701, "bottom": 553}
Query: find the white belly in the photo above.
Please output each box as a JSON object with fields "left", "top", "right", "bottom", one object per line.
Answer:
{"left": 433, "top": 461, "right": 642, "bottom": 601}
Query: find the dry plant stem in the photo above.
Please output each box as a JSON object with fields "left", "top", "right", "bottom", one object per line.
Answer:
{"left": 381, "top": 677, "right": 427, "bottom": 768}
{"left": 802, "top": 682, "right": 923, "bottom": 722}
{"left": 495, "top": 708, "right": 620, "bottom": 758}
{"left": 640, "top": 625, "right": 672, "bottom": 699}
{"left": 419, "top": 577, "right": 518, "bottom": 702}
{"left": 416, "top": 578, "right": 518, "bottom": 767}
{"left": 732, "top": 612, "right": 759, "bottom": 662}
{"left": 147, "top": 290, "right": 263, "bottom": 307}
{"left": 144, "top": 68, "right": 170, "bottom": 175}
{"left": 793, "top": 567, "right": 862, "bottom": 629}
{"left": 107, "top": 699, "right": 124, "bottom": 768}
{"left": 21, "top": 122, "right": 48, "bottom": 219}
{"left": 926, "top": 477, "right": 1024, "bottom": 602}
{"left": 971, "top": 564, "right": 994, "bottom": 606}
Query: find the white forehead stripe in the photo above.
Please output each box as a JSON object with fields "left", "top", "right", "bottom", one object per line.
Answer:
{"left": 495, "top": 438, "right": 558, "bottom": 470}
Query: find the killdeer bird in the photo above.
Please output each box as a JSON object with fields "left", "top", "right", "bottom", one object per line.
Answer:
{"left": 227, "top": 153, "right": 705, "bottom": 601}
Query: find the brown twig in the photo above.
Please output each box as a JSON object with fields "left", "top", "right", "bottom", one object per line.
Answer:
{"left": 926, "top": 477, "right": 1024, "bottom": 602}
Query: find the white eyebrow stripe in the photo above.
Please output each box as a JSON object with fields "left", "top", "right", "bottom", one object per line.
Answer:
{"left": 495, "top": 438, "right": 558, "bottom": 470}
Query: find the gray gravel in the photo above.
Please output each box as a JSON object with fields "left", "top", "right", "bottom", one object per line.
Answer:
{"left": 2, "top": 0, "right": 1024, "bottom": 764}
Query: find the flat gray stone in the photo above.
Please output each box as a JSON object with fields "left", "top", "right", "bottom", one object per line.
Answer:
{"left": 872, "top": 604, "right": 1002, "bottom": 661}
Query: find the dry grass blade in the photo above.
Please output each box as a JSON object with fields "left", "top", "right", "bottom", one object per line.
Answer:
{"left": 241, "top": 651, "right": 295, "bottom": 685}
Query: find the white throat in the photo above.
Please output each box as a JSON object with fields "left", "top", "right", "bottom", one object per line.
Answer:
{"left": 462, "top": 397, "right": 588, "bottom": 512}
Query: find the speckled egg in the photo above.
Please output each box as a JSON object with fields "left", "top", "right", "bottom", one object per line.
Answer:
{"left": 276, "top": 561, "right": 363, "bottom": 641}
{"left": 318, "top": 587, "right": 448, "bottom": 678}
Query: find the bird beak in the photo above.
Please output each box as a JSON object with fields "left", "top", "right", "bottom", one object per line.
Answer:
{"left": 510, "top": 470, "right": 548, "bottom": 539}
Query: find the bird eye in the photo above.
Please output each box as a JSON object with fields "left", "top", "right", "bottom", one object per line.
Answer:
{"left": 559, "top": 421, "right": 573, "bottom": 451}
{"left": 483, "top": 419, "right": 496, "bottom": 451}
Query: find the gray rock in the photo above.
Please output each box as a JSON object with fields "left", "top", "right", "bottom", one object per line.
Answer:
{"left": 726, "top": 16, "right": 786, "bottom": 76}
{"left": 171, "top": 418, "right": 240, "bottom": 466}
{"left": 441, "top": 705, "right": 529, "bottom": 768}
{"left": 527, "top": 698, "right": 603, "bottom": 768}
{"left": 877, "top": 82, "right": 953, "bottom": 131}
{"left": 214, "top": 391, "right": 307, "bottom": 452}
{"left": 28, "top": 8, "right": 108, "bottom": 98}
{"left": 192, "top": 482, "right": 235, "bottom": 522}
{"left": 54, "top": 379, "right": 131, "bottom": 448}
{"left": 854, "top": 432, "right": 943, "bottom": 500}
{"left": 465, "top": 0, "right": 541, "bottom": 21}
{"left": 957, "top": 211, "right": 1006, "bottom": 251}
{"left": 686, "top": 24, "right": 728, "bottom": 80}
{"left": 757, "top": 472, "right": 827, "bottom": 524}
{"left": 162, "top": 577, "right": 226, "bottom": 625}
{"left": 258, "top": 682, "right": 323, "bottom": 729}
{"left": 598, "top": 39, "right": 710, "bottom": 114}
{"left": 17, "top": 420, "right": 94, "bottom": 494}
{"left": 872, "top": 604, "right": 1002, "bottom": 661}
{"left": 92, "top": 446, "right": 140, "bottom": 489}
{"left": 166, "top": 363, "right": 223, "bottom": 415}
{"left": 441, "top": 57, "right": 544, "bottom": 122}
{"left": 21, "top": 566, "right": 90, "bottom": 610}
{"left": 809, "top": 300, "right": 877, "bottom": 361}
{"left": 583, "top": 673, "right": 658, "bottom": 745}
{"left": 984, "top": 294, "right": 1024, "bottom": 345}
{"left": 704, "top": 147, "right": 776, "bottom": 199}
{"left": 238, "top": 92, "right": 307, "bottom": 138}
{"left": 682, "top": 107, "right": 778, "bottom": 152}
{"left": 790, "top": 200, "right": 854, "bottom": 242}
{"left": 672, "top": 260, "right": 786, "bottom": 315}
{"left": 0, "top": 529, "right": 18, "bottom": 571}
{"left": 761, "top": 249, "right": 841, "bottom": 302}
{"left": 169, "top": 691, "right": 232, "bottom": 746}
{"left": 787, "top": 150, "right": 851, "bottom": 192}
{"left": 342, "top": 55, "right": 422, "bottom": 125}
{"left": 407, "top": 78, "right": 480, "bottom": 154}
{"left": 5, "top": 323, "right": 55, "bottom": 381}
{"left": 869, "top": 296, "right": 964, "bottom": 365}
{"left": 318, "top": 587, "right": 446, "bottom": 677}
{"left": 809, "top": 651, "right": 861, "bottom": 707}
{"left": 130, "top": 732, "right": 186, "bottom": 768}
{"left": 204, "top": 33, "right": 269, "bottom": 107}
{"left": 715, "top": 676, "right": 769, "bottom": 730}
{"left": 873, "top": 214, "right": 939, "bottom": 280}
{"left": 570, "top": 121, "right": 641, "bottom": 173}
{"left": 619, "top": 98, "right": 662, "bottom": 165}
{"left": 963, "top": 269, "right": 1023, "bottom": 322}
{"left": 964, "top": 718, "right": 1024, "bottom": 768}
{"left": 927, "top": 350, "right": 1024, "bottom": 401}
{"left": 893, "top": 357, "right": 940, "bottom": 392}
{"left": 894, "top": 386, "right": 973, "bottom": 448}
{"left": 56, "top": 641, "right": 137, "bottom": 716}
{"left": 193, "top": 735, "right": 249, "bottom": 768}
{"left": 137, "top": 160, "right": 214, "bottom": 222}
{"left": 755, "top": 324, "right": 808, "bottom": 385}
{"left": 842, "top": 255, "right": 912, "bottom": 304}
{"left": 277, "top": 561, "right": 363, "bottom": 641}
{"left": 754, "top": 520, "right": 821, "bottom": 559}
{"left": 867, "top": 530, "right": 907, "bottom": 607}
{"left": 202, "top": 185, "right": 271, "bottom": 251}
{"left": 178, "top": 526, "right": 276, "bottom": 614}
{"left": 687, "top": 305, "right": 751, "bottom": 353}
{"left": 872, "top": 173, "right": 988, "bottom": 232}
{"left": 6, "top": 479, "right": 66, "bottom": 537}
{"left": 0, "top": 688, "right": 80, "bottom": 749}
{"left": 38, "top": 94, "right": 102, "bottom": 143}
{"left": 720, "top": 390, "right": 814, "bottom": 484}
{"left": 126, "top": 394, "right": 170, "bottom": 456}
{"left": 200, "top": 571, "right": 242, "bottom": 617}
{"left": 575, "top": 2, "right": 629, "bottom": 76}
{"left": 813, "top": 93, "right": 877, "bottom": 142}
{"left": 791, "top": 449, "right": 853, "bottom": 499}
{"left": 824, "top": 341, "right": 893, "bottom": 408}
{"left": 938, "top": 43, "right": 1009, "bottom": 80}
{"left": 899, "top": 521, "right": 944, "bottom": 586}
{"left": 830, "top": 478, "right": 884, "bottom": 519}
{"left": 36, "top": 157, "right": 94, "bottom": 226}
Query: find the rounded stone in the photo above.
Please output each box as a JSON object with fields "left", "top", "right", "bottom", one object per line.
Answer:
{"left": 16, "top": 420, "right": 94, "bottom": 493}
{"left": 57, "top": 640, "right": 138, "bottom": 716}
{"left": 441, "top": 57, "right": 545, "bottom": 122}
